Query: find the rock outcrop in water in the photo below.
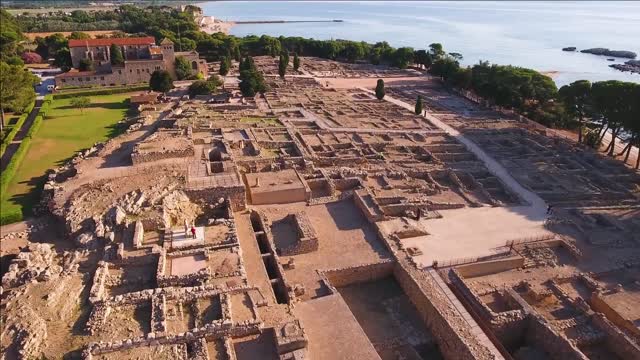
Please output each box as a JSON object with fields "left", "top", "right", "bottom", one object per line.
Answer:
{"left": 580, "top": 48, "right": 637, "bottom": 59}
{"left": 609, "top": 59, "right": 640, "bottom": 74}
{"left": 562, "top": 47, "right": 577, "bottom": 52}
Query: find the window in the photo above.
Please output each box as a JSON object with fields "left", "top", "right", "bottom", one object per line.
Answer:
{"left": 61, "top": 79, "right": 66, "bottom": 83}
{"left": 118, "top": 70, "right": 122, "bottom": 74}
{"left": 79, "top": 77, "right": 83, "bottom": 81}
{"left": 137, "top": 69, "right": 140, "bottom": 74}
{"left": 101, "top": 76, "right": 105, "bottom": 80}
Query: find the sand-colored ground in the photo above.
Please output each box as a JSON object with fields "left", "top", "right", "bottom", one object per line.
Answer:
{"left": 294, "top": 294, "right": 382, "bottom": 360}
{"left": 381, "top": 206, "right": 553, "bottom": 267}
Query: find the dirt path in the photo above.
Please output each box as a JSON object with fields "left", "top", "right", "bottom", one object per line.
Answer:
{"left": 1, "top": 99, "right": 43, "bottom": 172}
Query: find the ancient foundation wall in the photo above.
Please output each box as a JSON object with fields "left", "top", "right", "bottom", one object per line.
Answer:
{"left": 590, "top": 291, "right": 640, "bottom": 337}
{"left": 392, "top": 261, "right": 494, "bottom": 360}
{"left": 455, "top": 257, "right": 525, "bottom": 278}
{"left": 250, "top": 187, "right": 307, "bottom": 205}
{"left": 320, "top": 260, "right": 395, "bottom": 288}
{"left": 591, "top": 313, "right": 640, "bottom": 359}
{"left": 186, "top": 185, "right": 246, "bottom": 211}
{"left": 131, "top": 146, "right": 195, "bottom": 165}
{"left": 525, "top": 315, "right": 588, "bottom": 360}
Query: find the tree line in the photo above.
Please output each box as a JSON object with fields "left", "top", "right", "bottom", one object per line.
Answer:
{"left": 3, "top": 6, "right": 640, "bottom": 167}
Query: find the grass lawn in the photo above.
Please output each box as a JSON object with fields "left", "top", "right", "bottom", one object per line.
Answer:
{"left": 240, "top": 117, "right": 280, "bottom": 126}
{"left": 0, "top": 93, "right": 133, "bottom": 220}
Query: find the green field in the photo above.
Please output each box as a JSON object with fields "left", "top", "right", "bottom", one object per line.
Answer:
{"left": 0, "top": 93, "right": 132, "bottom": 222}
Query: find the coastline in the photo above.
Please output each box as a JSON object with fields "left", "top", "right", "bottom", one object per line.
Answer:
{"left": 197, "top": 15, "right": 234, "bottom": 34}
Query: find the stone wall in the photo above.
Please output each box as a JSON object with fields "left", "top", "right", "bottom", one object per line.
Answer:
{"left": 591, "top": 312, "right": 640, "bottom": 359}
{"left": 186, "top": 186, "right": 246, "bottom": 212}
{"left": 455, "top": 257, "right": 525, "bottom": 278}
{"left": 131, "top": 146, "right": 195, "bottom": 165}
{"left": 320, "top": 260, "right": 395, "bottom": 288}
{"left": 393, "top": 261, "right": 495, "bottom": 360}
{"left": 590, "top": 291, "right": 640, "bottom": 337}
{"left": 525, "top": 314, "right": 588, "bottom": 360}
{"left": 279, "top": 212, "right": 319, "bottom": 256}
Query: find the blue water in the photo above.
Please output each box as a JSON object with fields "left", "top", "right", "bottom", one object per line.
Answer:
{"left": 200, "top": 1, "right": 640, "bottom": 86}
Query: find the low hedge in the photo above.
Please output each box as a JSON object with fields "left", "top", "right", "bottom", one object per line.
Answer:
{"left": 0, "top": 100, "right": 36, "bottom": 157}
{"left": 0, "top": 98, "right": 51, "bottom": 225}
{"left": 53, "top": 85, "right": 149, "bottom": 99}
{"left": 0, "top": 208, "right": 23, "bottom": 225}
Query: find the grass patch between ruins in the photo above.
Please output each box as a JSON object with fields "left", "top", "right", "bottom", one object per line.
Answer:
{"left": 0, "top": 93, "right": 133, "bottom": 223}
{"left": 240, "top": 117, "right": 280, "bottom": 126}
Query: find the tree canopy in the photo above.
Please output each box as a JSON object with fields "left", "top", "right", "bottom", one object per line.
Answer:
{"left": 375, "top": 79, "right": 385, "bottom": 100}
{"left": 175, "top": 56, "right": 195, "bottom": 80}
{"left": 110, "top": 44, "right": 124, "bottom": 66}
{"left": 415, "top": 96, "right": 424, "bottom": 115}
{"left": 149, "top": 70, "right": 173, "bottom": 93}
{"left": 188, "top": 76, "right": 223, "bottom": 97}
{"left": 0, "top": 61, "right": 38, "bottom": 113}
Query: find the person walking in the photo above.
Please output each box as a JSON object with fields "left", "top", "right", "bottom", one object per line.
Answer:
{"left": 191, "top": 225, "right": 197, "bottom": 239}
{"left": 184, "top": 220, "right": 189, "bottom": 238}
{"left": 546, "top": 205, "right": 553, "bottom": 215}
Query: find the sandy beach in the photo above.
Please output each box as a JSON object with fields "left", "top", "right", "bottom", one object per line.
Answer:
{"left": 197, "top": 15, "right": 234, "bottom": 34}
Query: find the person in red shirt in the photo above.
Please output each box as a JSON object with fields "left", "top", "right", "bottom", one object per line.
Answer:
{"left": 191, "top": 225, "right": 196, "bottom": 239}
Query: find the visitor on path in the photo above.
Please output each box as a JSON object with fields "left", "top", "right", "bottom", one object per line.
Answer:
{"left": 184, "top": 220, "right": 189, "bottom": 238}
{"left": 546, "top": 205, "right": 553, "bottom": 215}
{"left": 191, "top": 225, "right": 197, "bottom": 239}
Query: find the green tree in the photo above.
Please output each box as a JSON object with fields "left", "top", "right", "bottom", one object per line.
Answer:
{"left": 375, "top": 79, "right": 385, "bottom": 100}
{"left": 415, "top": 95, "right": 423, "bottom": 115}
{"left": 35, "top": 33, "right": 68, "bottom": 59}
{"left": 278, "top": 54, "right": 287, "bottom": 79}
{"left": 53, "top": 48, "right": 72, "bottom": 71}
{"left": 68, "top": 31, "right": 91, "bottom": 40}
{"left": 110, "top": 44, "right": 124, "bottom": 66}
{"left": 0, "top": 62, "right": 38, "bottom": 131}
{"left": 149, "top": 70, "right": 174, "bottom": 93}
{"left": 188, "top": 75, "right": 222, "bottom": 97}
{"left": 0, "top": 10, "right": 23, "bottom": 60}
{"left": 175, "top": 56, "right": 194, "bottom": 80}
{"left": 430, "top": 55, "right": 460, "bottom": 82}
{"left": 558, "top": 80, "right": 592, "bottom": 143}
{"left": 70, "top": 96, "right": 91, "bottom": 113}
{"left": 79, "top": 58, "right": 94, "bottom": 71}
{"left": 293, "top": 53, "right": 300, "bottom": 71}
{"left": 428, "top": 43, "right": 445, "bottom": 60}
{"left": 391, "top": 47, "right": 414, "bottom": 69}
{"left": 239, "top": 63, "right": 267, "bottom": 97}
{"left": 591, "top": 80, "right": 627, "bottom": 156}
{"left": 219, "top": 57, "right": 230, "bottom": 76}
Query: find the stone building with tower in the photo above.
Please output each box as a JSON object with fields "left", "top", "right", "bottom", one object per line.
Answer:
{"left": 55, "top": 37, "right": 207, "bottom": 88}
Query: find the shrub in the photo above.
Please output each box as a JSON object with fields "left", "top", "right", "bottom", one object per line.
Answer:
{"left": 53, "top": 85, "right": 148, "bottom": 99}
{"left": 21, "top": 51, "right": 43, "bottom": 64}
{"left": 0, "top": 100, "right": 35, "bottom": 157}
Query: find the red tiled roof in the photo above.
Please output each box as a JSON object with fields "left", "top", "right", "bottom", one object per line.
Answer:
{"left": 68, "top": 37, "right": 156, "bottom": 48}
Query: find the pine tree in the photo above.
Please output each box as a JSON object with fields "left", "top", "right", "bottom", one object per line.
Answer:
{"left": 375, "top": 79, "right": 385, "bottom": 100}
{"left": 219, "top": 57, "right": 230, "bottom": 76}
{"left": 278, "top": 54, "right": 287, "bottom": 79}
{"left": 415, "top": 95, "right": 423, "bottom": 115}
{"left": 293, "top": 53, "right": 300, "bottom": 71}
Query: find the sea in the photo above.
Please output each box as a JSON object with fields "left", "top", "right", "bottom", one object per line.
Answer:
{"left": 200, "top": 1, "right": 640, "bottom": 86}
